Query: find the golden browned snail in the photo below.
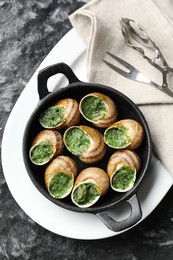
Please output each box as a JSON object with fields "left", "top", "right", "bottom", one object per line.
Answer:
{"left": 29, "top": 130, "right": 64, "bottom": 165}
{"left": 45, "top": 156, "right": 78, "bottom": 199}
{"left": 39, "top": 98, "right": 80, "bottom": 129}
{"left": 79, "top": 92, "right": 118, "bottom": 128}
{"left": 71, "top": 167, "right": 109, "bottom": 208}
{"left": 104, "top": 119, "right": 144, "bottom": 149}
{"left": 63, "top": 125, "right": 106, "bottom": 164}
{"left": 107, "top": 149, "right": 141, "bottom": 192}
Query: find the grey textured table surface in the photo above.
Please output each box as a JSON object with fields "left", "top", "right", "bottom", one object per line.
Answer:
{"left": 1, "top": 1, "right": 173, "bottom": 259}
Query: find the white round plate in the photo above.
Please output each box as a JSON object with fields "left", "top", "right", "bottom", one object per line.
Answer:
{"left": 1, "top": 29, "right": 173, "bottom": 240}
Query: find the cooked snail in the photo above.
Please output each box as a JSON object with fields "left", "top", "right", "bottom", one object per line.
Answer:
{"left": 71, "top": 167, "right": 109, "bottom": 208}
{"left": 45, "top": 156, "right": 78, "bottom": 199}
{"left": 63, "top": 125, "right": 106, "bottom": 164}
{"left": 107, "top": 149, "right": 141, "bottom": 192}
{"left": 39, "top": 98, "right": 80, "bottom": 129}
{"left": 29, "top": 130, "right": 64, "bottom": 165}
{"left": 104, "top": 119, "right": 144, "bottom": 149}
{"left": 79, "top": 92, "right": 118, "bottom": 128}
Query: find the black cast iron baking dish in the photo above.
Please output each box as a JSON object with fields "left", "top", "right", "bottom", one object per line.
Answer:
{"left": 23, "top": 62, "right": 152, "bottom": 232}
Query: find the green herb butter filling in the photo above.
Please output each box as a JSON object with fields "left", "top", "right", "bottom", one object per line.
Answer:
{"left": 64, "top": 127, "right": 90, "bottom": 156}
{"left": 104, "top": 126, "right": 130, "bottom": 148}
{"left": 30, "top": 141, "right": 54, "bottom": 165}
{"left": 81, "top": 96, "right": 106, "bottom": 122}
{"left": 48, "top": 172, "right": 73, "bottom": 198}
{"left": 111, "top": 165, "right": 136, "bottom": 191}
{"left": 39, "top": 106, "right": 64, "bottom": 128}
{"left": 73, "top": 182, "right": 100, "bottom": 206}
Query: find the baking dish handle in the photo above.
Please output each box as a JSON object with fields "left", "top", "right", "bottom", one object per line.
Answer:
{"left": 96, "top": 194, "right": 142, "bottom": 232}
{"left": 37, "top": 62, "right": 80, "bottom": 100}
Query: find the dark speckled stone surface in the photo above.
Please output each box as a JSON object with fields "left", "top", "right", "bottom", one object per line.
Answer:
{"left": 1, "top": 1, "right": 173, "bottom": 259}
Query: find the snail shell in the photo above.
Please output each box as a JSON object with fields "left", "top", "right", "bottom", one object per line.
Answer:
{"left": 104, "top": 119, "right": 144, "bottom": 150}
{"left": 79, "top": 92, "right": 118, "bottom": 128}
{"left": 63, "top": 125, "right": 106, "bottom": 164}
{"left": 39, "top": 98, "right": 80, "bottom": 129}
{"left": 45, "top": 156, "right": 78, "bottom": 199}
{"left": 29, "top": 130, "right": 64, "bottom": 165}
{"left": 71, "top": 167, "right": 109, "bottom": 208}
{"left": 107, "top": 149, "right": 141, "bottom": 178}
{"left": 107, "top": 149, "right": 141, "bottom": 192}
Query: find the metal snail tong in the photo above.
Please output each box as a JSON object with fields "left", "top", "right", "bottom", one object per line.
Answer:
{"left": 104, "top": 17, "right": 173, "bottom": 98}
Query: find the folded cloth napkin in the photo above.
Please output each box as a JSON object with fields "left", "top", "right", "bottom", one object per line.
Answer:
{"left": 69, "top": 0, "right": 173, "bottom": 178}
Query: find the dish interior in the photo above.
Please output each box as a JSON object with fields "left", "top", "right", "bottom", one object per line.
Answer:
{"left": 23, "top": 82, "right": 151, "bottom": 213}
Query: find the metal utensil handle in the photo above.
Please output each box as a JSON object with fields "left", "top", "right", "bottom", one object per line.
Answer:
{"left": 96, "top": 194, "right": 142, "bottom": 232}
{"left": 37, "top": 62, "right": 80, "bottom": 100}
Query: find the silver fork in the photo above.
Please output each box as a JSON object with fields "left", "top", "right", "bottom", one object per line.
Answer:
{"left": 103, "top": 51, "right": 173, "bottom": 98}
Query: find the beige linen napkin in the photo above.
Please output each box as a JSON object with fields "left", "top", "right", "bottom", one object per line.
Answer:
{"left": 69, "top": 0, "right": 173, "bottom": 178}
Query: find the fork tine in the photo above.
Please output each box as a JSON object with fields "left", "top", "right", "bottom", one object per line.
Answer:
{"left": 104, "top": 51, "right": 169, "bottom": 94}
{"left": 106, "top": 51, "right": 134, "bottom": 71}
{"left": 103, "top": 56, "right": 161, "bottom": 90}
{"left": 103, "top": 60, "right": 130, "bottom": 78}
